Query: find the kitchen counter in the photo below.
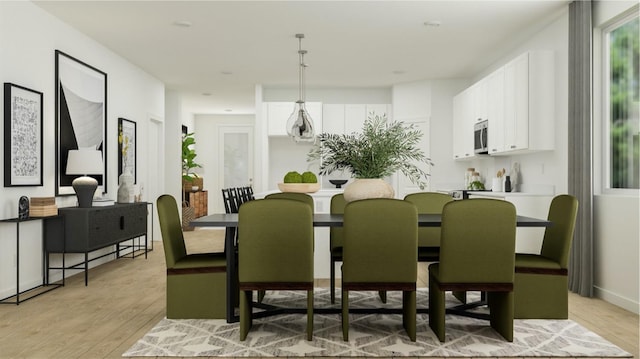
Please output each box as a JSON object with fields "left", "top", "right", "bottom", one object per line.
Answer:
{"left": 467, "top": 191, "right": 554, "bottom": 198}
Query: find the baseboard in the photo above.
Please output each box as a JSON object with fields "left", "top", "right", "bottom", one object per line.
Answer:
{"left": 594, "top": 285, "right": 640, "bottom": 314}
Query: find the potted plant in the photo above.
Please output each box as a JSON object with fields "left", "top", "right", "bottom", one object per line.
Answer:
{"left": 181, "top": 132, "right": 202, "bottom": 231}
{"left": 308, "top": 113, "right": 433, "bottom": 202}
{"left": 182, "top": 132, "right": 203, "bottom": 191}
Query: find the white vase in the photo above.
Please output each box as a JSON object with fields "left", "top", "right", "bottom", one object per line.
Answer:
{"left": 343, "top": 178, "right": 395, "bottom": 202}
{"left": 117, "top": 167, "right": 134, "bottom": 203}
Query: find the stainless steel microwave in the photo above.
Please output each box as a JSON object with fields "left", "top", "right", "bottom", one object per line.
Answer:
{"left": 474, "top": 120, "right": 488, "bottom": 154}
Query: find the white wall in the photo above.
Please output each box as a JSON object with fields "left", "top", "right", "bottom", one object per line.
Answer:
{"left": 0, "top": 1, "right": 165, "bottom": 298}
{"left": 592, "top": 0, "right": 639, "bottom": 314}
{"left": 165, "top": 90, "right": 186, "bottom": 205}
{"left": 419, "top": 79, "right": 471, "bottom": 190}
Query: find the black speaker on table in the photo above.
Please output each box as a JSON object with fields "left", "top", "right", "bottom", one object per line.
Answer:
{"left": 18, "top": 196, "right": 29, "bottom": 220}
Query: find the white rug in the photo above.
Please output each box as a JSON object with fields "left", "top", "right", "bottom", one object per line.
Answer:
{"left": 123, "top": 289, "right": 631, "bottom": 357}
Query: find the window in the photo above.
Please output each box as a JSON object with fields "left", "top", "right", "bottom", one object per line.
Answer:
{"left": 603, "top": 12, "right": 639, "bottom": 190}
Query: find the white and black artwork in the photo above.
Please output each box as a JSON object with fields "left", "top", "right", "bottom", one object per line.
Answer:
{"left": 55, "top": 50, "right": 107, "bottom": 196}
{"left": 4, "top": 83, "right": 43, "bottom": 187}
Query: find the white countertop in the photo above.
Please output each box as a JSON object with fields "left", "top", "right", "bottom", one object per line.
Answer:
{"left": 467, "top": 191, "right": 554, "bottom": 198}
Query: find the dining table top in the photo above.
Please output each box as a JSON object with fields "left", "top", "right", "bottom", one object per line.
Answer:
{"left": 191, "top": 213, "right": 552, "bottom": 228}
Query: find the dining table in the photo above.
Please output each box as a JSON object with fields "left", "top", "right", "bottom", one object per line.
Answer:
{"left": 191, "top": 213, "right": 552, "bottom": 323}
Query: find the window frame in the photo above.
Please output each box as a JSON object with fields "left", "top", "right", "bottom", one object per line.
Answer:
{"left": 600, "top": 9, "right": 639, "bottom": 195}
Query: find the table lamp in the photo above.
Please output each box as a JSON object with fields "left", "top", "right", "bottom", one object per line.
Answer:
{"left": 66, "top": 149, "right": 103, "bottom": 208}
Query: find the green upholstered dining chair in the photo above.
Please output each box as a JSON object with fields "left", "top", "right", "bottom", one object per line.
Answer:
{"left": 238, "top": 199, "right": 314, "bottom": 341}
{"left": 514, "top": 194, "right": 578, "bottom": 319}
{"left": 265, "top": 192, "right": 314, "bottom": 211}
{"left": 428, "top": 199, "right": 517, "bottom": 342}
{"left": 329, "top": 193, "right": 346, "bottom": 304}
{"left": 156, "top": 194, "right": 227, "bottom": 319}
{"left": 404, "top": 192, "right": 454, "bottom": 262}
{"left": 342, "top": 198, "right": 418, "bottom": 342}
{"left": 260, "top": 192, "right": 314, "bottom": 303}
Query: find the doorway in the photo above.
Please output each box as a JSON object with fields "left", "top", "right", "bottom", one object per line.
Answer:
{"left": 217, "top": 125, "right": 254, "bottom": 211}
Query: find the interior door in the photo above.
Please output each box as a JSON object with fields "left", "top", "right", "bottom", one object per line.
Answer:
{"left": 218, "top": 125, "right": 254, "bottom": 209}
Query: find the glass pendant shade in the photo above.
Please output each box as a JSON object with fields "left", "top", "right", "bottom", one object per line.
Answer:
{"left": 288, "top": 34, "right": 315, "bottom": 143}
{"left": 287, "top": 100, "right": 314, "bottom": 142}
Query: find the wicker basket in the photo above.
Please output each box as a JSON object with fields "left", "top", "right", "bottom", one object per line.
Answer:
{"left": 182, "top": 204, "right": 195, "bottom": 231}
{"left": 183, "top": 177, "right": 204, "bottom": 191}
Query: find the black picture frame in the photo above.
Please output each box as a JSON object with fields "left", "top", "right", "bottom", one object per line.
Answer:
{"left": 55, "top": 50, "right": 107, "bottom": 196}
{"left": 118, "top": 117, "right": 137, "bottom": 184}
{"left": 3, "top": 82, "right": 44, "bottom": 187}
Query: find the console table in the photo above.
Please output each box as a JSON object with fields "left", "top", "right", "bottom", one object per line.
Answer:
{"left": 44, "top": 203, "right": 148, "bottom": 286}
{"left": 0, "top": 216, "right": 64, "bottom": 305}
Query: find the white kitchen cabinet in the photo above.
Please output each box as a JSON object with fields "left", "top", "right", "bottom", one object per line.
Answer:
{"left": 452, "top": 50, "right": 554, "bottom": 157}
{"left": 267, "top": 101, "right": 323, "bottom": 136}
{"left": 486, "top": 68, "right": 505, "bottom": 154}
{"left": 501, "top": 51, "right": 554, "bottom": 154}
{"left": 470, "top": 79, "right": 488, "bottom": 125}
{"left": 323, "top": 104, "right": 392, "bottom": 135}
{"left": 344, "top": 104, "right": 366, "bottom": 134}
{"left": 452, "top": 88, "right": 475, "bottom": 160}
{"left": 322, "top": 104, "right": 346, "bottom": 134}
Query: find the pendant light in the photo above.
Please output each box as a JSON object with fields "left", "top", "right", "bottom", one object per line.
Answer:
{"left": 286, "top": 33, "right": 315, "bottom": 142}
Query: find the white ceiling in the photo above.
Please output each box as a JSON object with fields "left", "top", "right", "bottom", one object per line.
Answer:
{"left": 34, "top": 0, "right": 569, "bottom": 115}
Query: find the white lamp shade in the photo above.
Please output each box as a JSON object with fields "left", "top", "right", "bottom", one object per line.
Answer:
{"left": 66, "top": 149, "right": 103, "bottom": 175}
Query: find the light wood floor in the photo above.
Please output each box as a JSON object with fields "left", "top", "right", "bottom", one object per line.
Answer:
{"left": 0, "top": 228, "right": 636, "bottom": 359}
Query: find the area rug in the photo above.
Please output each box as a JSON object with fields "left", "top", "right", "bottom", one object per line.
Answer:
{"left": 123, "top": 289, "right": 631, "bottom": 357}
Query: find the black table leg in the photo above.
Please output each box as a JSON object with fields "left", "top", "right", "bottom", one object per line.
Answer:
{"left": 225, "top": 227, "right": 238, "bottom": 323}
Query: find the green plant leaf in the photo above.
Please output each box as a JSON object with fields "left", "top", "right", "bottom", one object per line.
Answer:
{"left": 308, "top": 113, "right": 434, "bottom": 189}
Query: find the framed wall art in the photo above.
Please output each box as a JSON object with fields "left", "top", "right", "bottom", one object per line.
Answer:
{"left": 55, "top": 50, "right": 107, "bottom": 196}
{"left": 3, "top": 83, "right": 44, "bottom": 187}
{"left": 118, "top": 117, "right": 136, "bottom": 184}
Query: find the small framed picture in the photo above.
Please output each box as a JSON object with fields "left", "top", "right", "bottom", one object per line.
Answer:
{"left": 118, "top": 117, "right": 137, "bottom": 184}
{"left": 4, "top": 82, "right": 43, "bottom": 187}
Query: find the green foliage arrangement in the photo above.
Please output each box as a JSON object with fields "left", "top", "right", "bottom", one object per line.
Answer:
{"left": 308, "top": 113, "right": 433, "bottom": 189}
{"left": 182, "top": 132, "right": 202, "bottom": 182}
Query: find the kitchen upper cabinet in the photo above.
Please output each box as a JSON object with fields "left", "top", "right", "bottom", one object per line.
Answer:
{"left": 501, "top": 51, "right": 554, "bottom": 154}
{"left": 322, "top": 104, "right": 346, "bottom": 134}
{"left": 486, "top": 68, "right": 505, "bottom": 154}
{"left": 344, "top": 104, "right": 367, "bottom": 134}
{"left": 267, "top": 102, "right": 322, "bottom": 136}
{"left": 323, "top": 104, "right": 392, "bottom": 135}
{"left": 452, "top": 50, "right": 554, "bottom": 158}
{"left": 452, "top": 88, "right": 475, "bottom": 160}
{"left": 470, "top": 79, "right": 488, "bottom": 125}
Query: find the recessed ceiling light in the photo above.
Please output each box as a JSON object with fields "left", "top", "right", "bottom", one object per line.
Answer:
{"left": 173, "top": 20, "right": 192, "bottom": 28}
{"left": 424, "top": 20, "right": 442, "bottom": 27}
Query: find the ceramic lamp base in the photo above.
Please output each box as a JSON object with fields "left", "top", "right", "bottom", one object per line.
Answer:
{"left": 72, "top": 176, "right": 98, "bottom": 208}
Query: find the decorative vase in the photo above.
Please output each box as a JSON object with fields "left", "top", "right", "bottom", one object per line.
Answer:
{"left": 117, "top": 167, "right": 134, "bottom": 203}
{"left": 343, "top": 178, "right": 394, "bottom": 202}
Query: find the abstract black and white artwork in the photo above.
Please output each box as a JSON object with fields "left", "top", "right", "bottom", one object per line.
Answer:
{"left": 55, "top": 50, "right": 107, "bottom": 196}
{"left": 3, "top": 82, "right": 43, "bottom": 187}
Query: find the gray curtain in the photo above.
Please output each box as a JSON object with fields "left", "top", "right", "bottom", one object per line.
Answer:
{"left": 567, "top": 0, "right": 593, "bottom": 297}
